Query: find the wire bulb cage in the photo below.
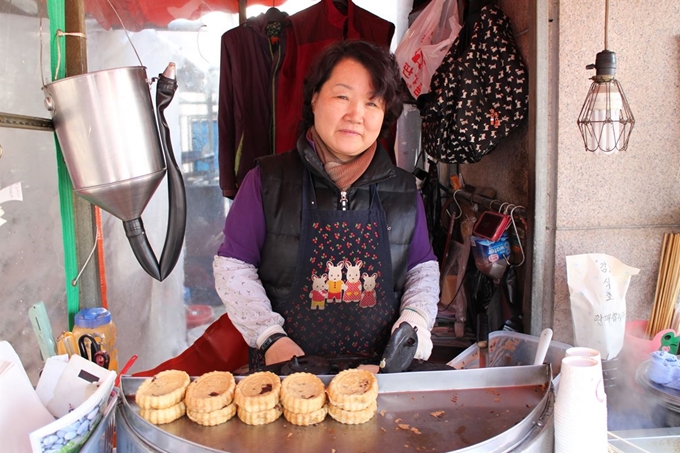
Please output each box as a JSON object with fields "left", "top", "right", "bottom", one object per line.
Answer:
{"left": 577, "top": 70, "right": 635, "bottom": 154}
{"left": 576, "top": 1, "right": 635, "bottom": 154}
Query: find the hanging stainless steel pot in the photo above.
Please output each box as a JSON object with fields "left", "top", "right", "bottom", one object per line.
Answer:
{"left": 43, "top": 64, "right": 186, "bottom": 281}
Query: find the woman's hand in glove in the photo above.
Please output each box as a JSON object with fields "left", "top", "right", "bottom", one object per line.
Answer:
{"left": 391, "top": 309, "right": 433, "bottom": 360}
{"left": 264, "top": 337, "right": 305, "bottom": 365}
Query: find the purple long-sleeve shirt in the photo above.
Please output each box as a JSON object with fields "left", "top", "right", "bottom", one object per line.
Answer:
{"left": 217, "top": 166, "right": 436, "bottom": 268}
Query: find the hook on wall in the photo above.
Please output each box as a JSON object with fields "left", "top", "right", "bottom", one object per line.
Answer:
{"left": 506, "top": 204, "right": 526, "bottom": 267}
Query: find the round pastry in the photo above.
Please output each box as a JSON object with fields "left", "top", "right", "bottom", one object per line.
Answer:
{"left": 283, "top": 405, "right": 328, "bottom": 426}
{"left": 237, "top": 404, "right": 283, "bottom": 425}
{"left": 135, "top": 370, "right": 190, "bottom": 410}
{"left": 139, "top": 401, "right": 186, "bottom": 425}
{"left": 280, "top": 372, "right": 326, "bottom": 414}
{"left": 187, "top": 403, "right": 237, "bottom": 426}
{"left": 234, "top": 371, "right": 281, "bottom": 412}
{"left": 326, "top": 368, "right": 378, "bottom": 411}
{"left": 185, "top": 371, "right": 236, "bottom": 413}
{"left": 328, "top": 400, "right": 377, "bottom": 425}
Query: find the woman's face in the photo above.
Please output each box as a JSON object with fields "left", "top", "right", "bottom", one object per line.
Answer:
{"left": 311, "top": 58, "right": 385, "bottom": 162}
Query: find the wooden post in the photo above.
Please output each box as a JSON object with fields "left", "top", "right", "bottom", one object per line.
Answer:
{"left": 239, "top": 0, "right": 247, "bottom": 24}
{"left": 64, "top": 0, "right": 103, "bottom": 310}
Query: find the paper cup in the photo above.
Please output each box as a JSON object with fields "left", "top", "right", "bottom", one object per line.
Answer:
{"left": 556, "top": 347, "right": 603, "bottom": 395}
{"left": 566, "top": 347, "right": 602, "bottom": 362}
{"left": 554, "top": 356, "right": 608, "bottom": 453}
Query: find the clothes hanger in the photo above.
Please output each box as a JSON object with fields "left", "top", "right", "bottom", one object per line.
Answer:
{"left": 265, "top": 1, "right": 281, "bottom": 22}
{"left": 332, "top": 0, "right": 348, "bottom": 14}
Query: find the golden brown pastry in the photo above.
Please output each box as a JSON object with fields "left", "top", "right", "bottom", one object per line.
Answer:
{"left": 283, "top": 405, "right": 328, "bottom": 426}
{"left": 135, "top": 370, "right": 190, "bottom": 410}
{"left": 326, "top": 368, "right": 378, "bottom": 411}
{"left": 328, "top": 400, "right": 377, "bottom": 425}
{"left": 187, "top": 403, "right": 237, "bottom": 426}
{"left": 237, "top": 404, "right": 283, "bottom": 425}
{"left": 185, "top": 371, "right": 236, "bottom": 413}
{"left": 234, "top": 371, "right": 281, "bottom": 412}
{"left": 280, "top": 372, "right": 326, "bottom": 414}
{"left": 139, "top": 401, "right": 186, "bottom": 425}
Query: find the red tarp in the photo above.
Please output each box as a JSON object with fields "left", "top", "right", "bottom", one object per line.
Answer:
{"left": 85, "top": 0, "right": 287, "bottom": 31}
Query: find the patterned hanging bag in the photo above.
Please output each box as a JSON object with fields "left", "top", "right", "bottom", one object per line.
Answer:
{"left": 419, "top": 4, "right": 528, "bottom": 164}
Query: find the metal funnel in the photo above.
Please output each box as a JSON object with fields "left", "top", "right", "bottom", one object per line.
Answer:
{"left": 43, "top": 66, "right": 166, "bottom": 221}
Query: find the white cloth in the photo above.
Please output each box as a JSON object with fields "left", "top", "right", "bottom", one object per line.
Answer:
{"left": 399, "top": 260, "right": 440, "bottom": 330}
{"left": 391, "top": 260, "right": 440, "bottom": 360}
{"left": 213, "top": 255, "right": 285, "bottom": 348}
{"left": 391, "top": 309, "right": 434, "bottom": 360}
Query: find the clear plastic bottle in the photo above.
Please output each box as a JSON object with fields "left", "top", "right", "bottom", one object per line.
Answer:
{"left": 72, "top": 307, "right": 119, "bottom": 373}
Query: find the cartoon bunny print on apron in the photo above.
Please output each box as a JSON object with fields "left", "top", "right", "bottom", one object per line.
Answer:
{"left": 274, "top": 169, "right": 399, "bottom": 359}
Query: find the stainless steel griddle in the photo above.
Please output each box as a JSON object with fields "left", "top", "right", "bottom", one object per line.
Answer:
{"left": 119, "top": 365, "right": 552, "bottom": 453}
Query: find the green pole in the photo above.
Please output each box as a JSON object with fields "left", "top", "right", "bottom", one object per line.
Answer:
{"left": 47, "top": 0, "right": 80, "bottom": 330}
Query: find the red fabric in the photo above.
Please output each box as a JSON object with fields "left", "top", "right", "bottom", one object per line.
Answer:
{"left": 85, "top": 0, "right": 286, "bottom": 31}
{"left": 133, "top": 314, "right": 249, "bottom": 377}
{"left": 274, "top": 0, "right": 395, "bottom": 154}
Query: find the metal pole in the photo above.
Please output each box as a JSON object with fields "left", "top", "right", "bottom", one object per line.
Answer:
{"left": 529, "top": 0, "right": 555, "bottom": 335}
{"left": 452, "top": 190, "right": 528, "bottom": 220}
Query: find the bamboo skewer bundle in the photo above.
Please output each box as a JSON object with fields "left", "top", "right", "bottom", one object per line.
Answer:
{"left": 646, "top": 233, "right": 680, "bottom": 339}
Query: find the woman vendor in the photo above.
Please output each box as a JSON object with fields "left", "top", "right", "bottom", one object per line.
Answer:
{"left": 213, "top": 40, "right": 439, "bottom": 370}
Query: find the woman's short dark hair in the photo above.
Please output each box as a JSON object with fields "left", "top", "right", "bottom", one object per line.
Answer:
{"left": 300, "top": 40, "right": 404, "bottom": 138}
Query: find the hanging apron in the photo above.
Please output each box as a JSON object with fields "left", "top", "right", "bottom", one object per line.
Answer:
{"left": 251, "top": 169, "right": 399, "bottom": 368}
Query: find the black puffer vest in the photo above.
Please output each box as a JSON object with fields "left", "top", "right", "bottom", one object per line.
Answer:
{"left": 257, "top": 135, "right": 418, "bottom": 307}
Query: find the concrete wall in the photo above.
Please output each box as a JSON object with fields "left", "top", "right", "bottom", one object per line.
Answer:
{"left": 551, "top": 0, "right": 680, "bottom": 345}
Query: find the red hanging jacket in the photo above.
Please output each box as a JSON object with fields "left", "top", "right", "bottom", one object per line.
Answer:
{"left": 274, "top": 0, "right": 394, "bottom": 154}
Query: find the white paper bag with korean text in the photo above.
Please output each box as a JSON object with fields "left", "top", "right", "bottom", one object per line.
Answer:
{"left": 566, "top": 254, "right": 640, "bottom": 360}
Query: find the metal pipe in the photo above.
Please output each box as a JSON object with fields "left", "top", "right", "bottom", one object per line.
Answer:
{"left": 0, "top": 112, "right": 53, "bottom": 131}
{"left": 452, "top": 189, "right": 528, "bottom": 220}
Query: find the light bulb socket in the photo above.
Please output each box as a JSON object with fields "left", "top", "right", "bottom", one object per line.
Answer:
{"left": 594, "top": 49, "right": 617, "bottom": 77}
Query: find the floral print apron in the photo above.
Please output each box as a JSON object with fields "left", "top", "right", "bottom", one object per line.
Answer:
{"left": 252, "top": 169, "right": 399, "bottom": 369}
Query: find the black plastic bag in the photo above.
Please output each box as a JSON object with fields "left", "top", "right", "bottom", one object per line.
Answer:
{"left": 466, "top": 263, "right": 523, "bottom": 334}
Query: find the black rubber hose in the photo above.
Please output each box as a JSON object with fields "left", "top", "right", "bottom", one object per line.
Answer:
{"left": 155, "top": 65, "right": 187, "bottom": 281}
{"left": 124, "top": 218, "right": 161, "bottom": 281}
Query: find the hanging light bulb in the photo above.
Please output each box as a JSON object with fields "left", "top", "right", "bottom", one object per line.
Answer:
{"left": 577, "top": 0, "right": 634, "bottom": 154}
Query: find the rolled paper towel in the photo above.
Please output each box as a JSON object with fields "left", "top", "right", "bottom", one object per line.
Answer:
{"left": 647, "top": 350, "right": 680, "bottom": 387}
{"left": 554, "top": 356, "right": 608, "bottom": 453}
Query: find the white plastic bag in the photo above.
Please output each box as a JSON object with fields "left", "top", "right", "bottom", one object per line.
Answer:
{"left": 395, "top": 0, "right": 462, "bottom": 99}
{"left": 566, "top": 254, "right": 640, "bottom": 360}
